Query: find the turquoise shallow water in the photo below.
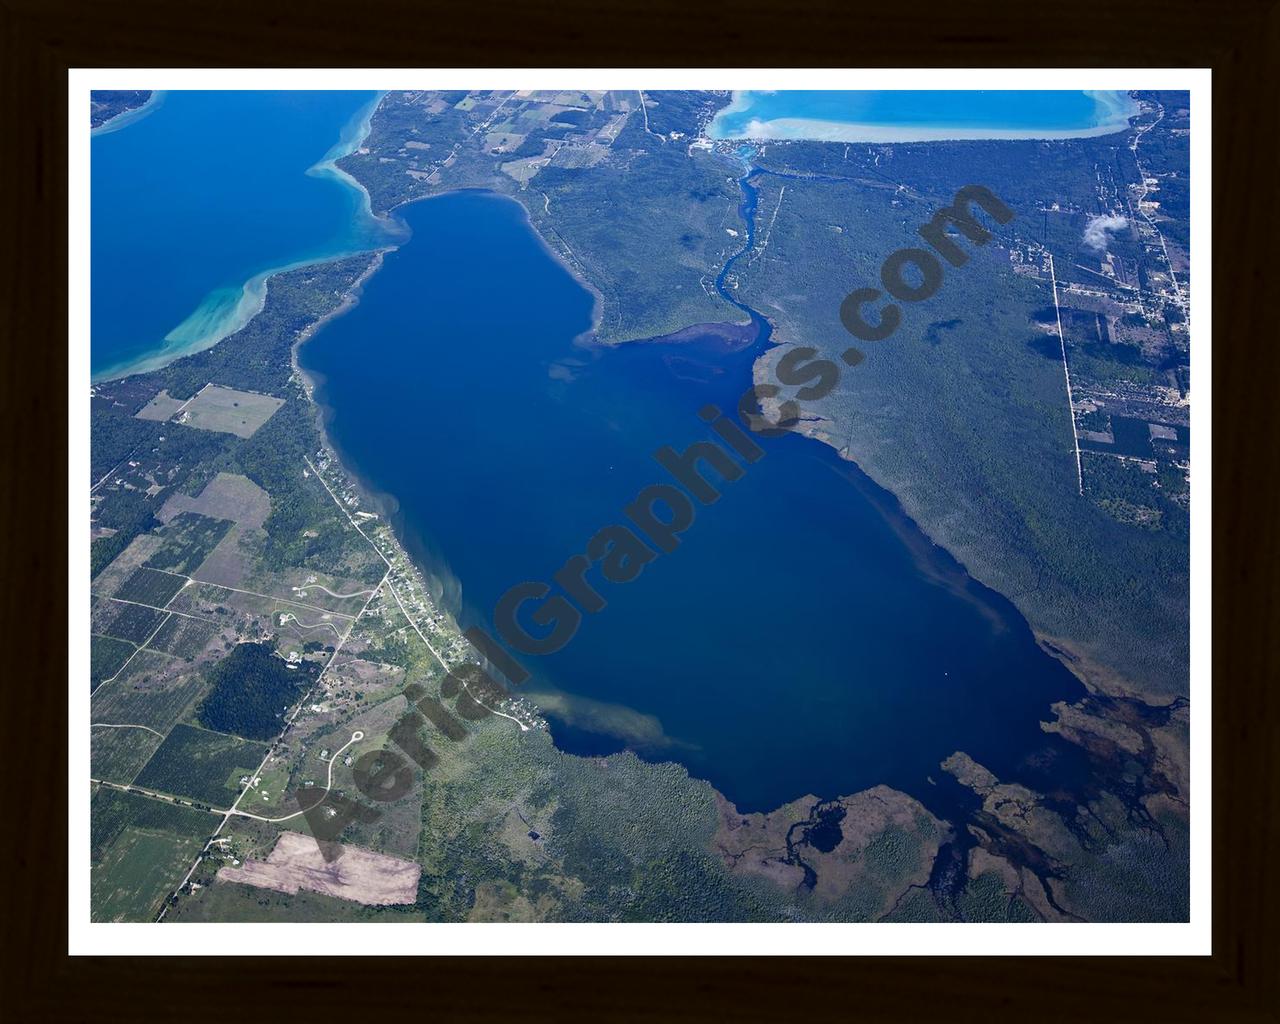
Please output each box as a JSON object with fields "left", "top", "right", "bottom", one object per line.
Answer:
{"left": 91, "top": 90, "right": 397, "bottom": 380}
{"left": 710, "top": 90, "right": 1137, "bottom": 141}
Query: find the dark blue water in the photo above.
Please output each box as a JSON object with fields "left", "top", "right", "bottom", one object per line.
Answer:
{"left": 91, "top": 91, "right": 395, "bottom": 379}
{"left": 300, "top": 188, "right": 1089, "bottom": 814}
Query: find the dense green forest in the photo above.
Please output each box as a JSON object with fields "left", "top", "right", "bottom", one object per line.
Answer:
{"left": 198, "top": 642, "right": 318, "bottom": 740}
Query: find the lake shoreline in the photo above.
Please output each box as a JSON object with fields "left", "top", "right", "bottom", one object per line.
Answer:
{"left": 710, "top": 88, "right": 1140, "bottom": 143}
{"left": 86, "top": 89, "right": 1191, "bottom": 923}
{"left": 281, "top": 208, "right": 1158, "bottom": 918}
{"left": 147, "top": 90, "right": 1172, "bottom": 813}
{"left": 93, "top": 92, "right": 403, "bottom": 384}
{"left": 713, "top": 117, "right": 1137, "bottom": 144}
{"left": 91, "top": 90, "right": 163, "bottom": 136}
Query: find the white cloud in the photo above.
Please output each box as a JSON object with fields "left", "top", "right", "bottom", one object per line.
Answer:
{"left": 1083, "top": 214, "right": 1129, "bottom": 253}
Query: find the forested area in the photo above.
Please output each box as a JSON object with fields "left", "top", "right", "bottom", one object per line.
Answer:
{"left": 198, "top": 642, "right": 318, "bottom": 740}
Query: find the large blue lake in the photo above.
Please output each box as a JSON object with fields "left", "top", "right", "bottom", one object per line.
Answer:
{"left": 95, "top": 91, "right": 1091, "bottom": 817}
{"left": 300, "top": 191, "right": 1089, "bottom": 814}
{"left": 91, "top": 91, "right": 396, "bottom": 380}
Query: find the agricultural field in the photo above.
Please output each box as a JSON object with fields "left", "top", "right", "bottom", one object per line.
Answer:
{"left": 184, "top": 524, "right": 257, "bottom": 589}
{"left": 90, "top": 634, "right": 135, "bottom": 690}
{"left": 91, "top": 725, "right": 163, "bottom": 785}
{"left": 147, "top": 613, "right": 222, "bottom": 660}
{"left": 90, "top": 787, "right": 216, "bottom": 922}
{"left": 175, "top": 385, "right": 285, "bottom": 438}
{"left": 133, "top": 723, "right": 269, "bottom": 807}
{"left": 157, "top": 471, "right": 271, "bottom": 529}
{"left": 92, "top": 596, "right": 168, "bottom": 645}
{"left": 167, "top": 817, "right": 429, "bottom": 923}
{"left": 91, "top": 649, "right": 206, "bottom": 734}
{"left": 216, "top": 831, "right": 420, "bottom": 905}
{"left": 133, "top": 388, "right": 185, "bottom": 421}
{"left": 91, "top": 533, "right": 164, "bottom": 594}
{"left": 143, "top": 511, "right": 235, "bottom": 575}
{"left": 112, "top": 566, "right": 187, "bottom": 607}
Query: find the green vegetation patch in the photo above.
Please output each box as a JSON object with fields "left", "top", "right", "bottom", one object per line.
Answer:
{"left": 91, "top": 650, "right": 206, "bottom": 734}
{"left": 148, "top": 613, "right": 221, "bottom": 659}
{"left": 168, "top": 877, "right": 427, "bottom": 923}
{"left": 417, "top": 695, "right": 468, "bottom": 742}
{"left": 134, "top": 388, "right": 185, "bottom": 422}
{"left": 97, "top": 599, "right": 168, "bottom": 645}
{"left": 90, "top": 786, "right": 214, "bottom": 921}
{"left": 90, "top": 635, "right": 135, "bottom": 690}
{"left": 92, "top": 828, "right": 199, "bottom": 922}
{"left": 956, "top": 871, "right": 1038, "bottom": 922}
{"left": 235, "top": 406, "right": 387, "bottom": 583}
{"left": 91, "top": 785, "right": 213, "bottom": 862}
{"left": 91, "top": 726, "right": 163, "bottom": 785}
{"left": 878, "top": 884, "right": 943, "bottom": 922}
{"left": 198, "top": 642, "right": 317, "bottom": 740}
{"left": 1082, "top": 452, "right": 1182, "bottom": 532}
{"left": 144, "top": 511, "right": 234, "bottom": 574}
{"left": 114, "top": 566, "right": 186, "bottom": 607}
{"left": 134, "top": 723, "right": 269, "bottom": 807}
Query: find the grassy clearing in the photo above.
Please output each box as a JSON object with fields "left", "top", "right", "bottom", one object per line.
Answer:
{"left": 177, "top": 385, "right": 284, "bottom": 439}
{"left": 90, "top": 786, "right": 215, "bottom": 922}
{"left": 144, "top": 512, "right": 234, "bottom": 575}
{"left": 91, "top": 725, "right": 163, "bottom": 785}
{"left": 91, "top": 649, "right": 206, "bottom": 733}
{"left": 160, "top": 471, "right": 271, "bottom": 529}
{"left": 134, "top": 388, "right": 185, "bottom": 422}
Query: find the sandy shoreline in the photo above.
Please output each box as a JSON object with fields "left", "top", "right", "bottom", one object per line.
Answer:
{"left": 722, "top": 116, "right": 1137, "bottom": 144}
{"left": 710, "top": 89, "right": 1140, "bottom": 144}
{"left": 91, "top": 90, "right": 164, "bottom": 136}
{"left": 93, "top": 93, "right": 403, "bottom": 384}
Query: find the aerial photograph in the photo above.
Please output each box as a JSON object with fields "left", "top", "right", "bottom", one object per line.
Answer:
{"left": 86, "top": 85, "right": 1194, "bottom": 927}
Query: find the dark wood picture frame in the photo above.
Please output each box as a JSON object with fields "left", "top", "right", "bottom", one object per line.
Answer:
{"left": 3, "top": 0, "right": 1276, "bottom": 1018}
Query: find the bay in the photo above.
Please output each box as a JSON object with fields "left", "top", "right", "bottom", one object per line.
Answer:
{"left": 92, "top": 90, "right": 1094, "bottom": 817}
{"left": 91, "top": 90, "right": 397, "bottom": 380}
{"left": 299, "top": 190, "right": 1089, "bottom": 814}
